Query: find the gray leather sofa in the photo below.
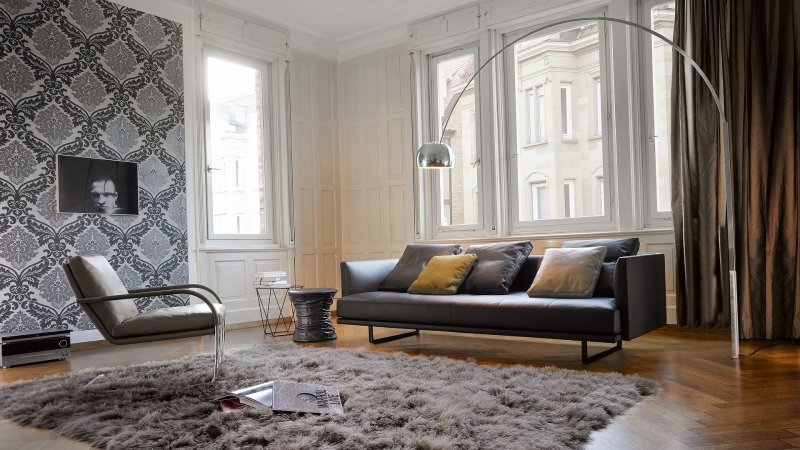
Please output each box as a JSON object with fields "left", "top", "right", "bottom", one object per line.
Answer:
{"left": 337, "top": 253, "right": 666, "bottom": 363}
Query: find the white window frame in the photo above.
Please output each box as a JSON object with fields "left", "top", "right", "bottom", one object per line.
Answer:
{"left": 561, "top": 84, "right": 573, "bottom": 138}
{"left": 640, "top": 0, "right": 675, "bottom": 226}
{"left": 503, "top": 10, "right": 615, "bottom": 235}
{"left": 201, "top": 45, "right": 277, "bottom": 242}
{"left": 422, "top": 43, "right": 490, "bottom": 238}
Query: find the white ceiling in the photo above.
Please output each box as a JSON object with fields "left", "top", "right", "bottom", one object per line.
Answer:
{"left": 213, "top": 0, "right": 477, "bottom": 41}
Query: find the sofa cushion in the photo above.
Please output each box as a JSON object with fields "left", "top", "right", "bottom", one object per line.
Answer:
{"left": 461, "top": 241, "right": 533, "bottom": 294}
{"left": 114, "top": 303, "right": 224, "bottom": 338}
{"left": 593, "top": 262, "right": 616, "bottom": 297}
{"left": 378, "top": 244, "right": 462, "bottom": 292}
{"left": 561, "top": 238, "right": 639, "bottom": 262}
{"left": 337, "top": 291, "right": 619, "bottom": 336}
{"left": 67, "top": 255, "right": 139, "bottom": 334}
{"left": 337, "top": 291, "right": 456, "bottom": 326}
{"left": 408, "top": 254, "right": 477, "bottom": 295}
{"left": 449, "top": 293, "right": 620, "bottom": 336}
{"left": 527, "top": 247, "right": 607, "bottom": 298}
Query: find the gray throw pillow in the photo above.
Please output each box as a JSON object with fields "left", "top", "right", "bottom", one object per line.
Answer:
{"left": 461, "top": 241, "right": 533, "bottom": 294}
{"left": 527, "top": 247, "right": 607, "bottom": 298}
{"left": 561, "top": 238, "right": 639, "bottom": 262}
{"left": 378, "top": 244, "right": 462, "bottom": 292}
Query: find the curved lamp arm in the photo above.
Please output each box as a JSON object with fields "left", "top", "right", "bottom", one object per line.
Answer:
{"left": 425, "top": 15, "right": 739, "bottom": 358}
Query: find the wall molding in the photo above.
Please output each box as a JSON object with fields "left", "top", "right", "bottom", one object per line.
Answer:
{"left": 337, "top": 24, "right": 410, "bottom": 62}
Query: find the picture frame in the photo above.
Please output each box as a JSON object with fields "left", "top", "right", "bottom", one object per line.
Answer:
{"left": 56, "top": 155, "right": 139, "bottom": 216}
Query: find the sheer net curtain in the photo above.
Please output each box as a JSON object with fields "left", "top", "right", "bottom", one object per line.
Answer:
{"left": 672, "top": 0, "right": 800, "bottom": 338}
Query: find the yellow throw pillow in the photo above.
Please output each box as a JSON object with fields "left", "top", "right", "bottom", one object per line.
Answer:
{"left": 407, "top": 254, "right": 478, "bottom": 295}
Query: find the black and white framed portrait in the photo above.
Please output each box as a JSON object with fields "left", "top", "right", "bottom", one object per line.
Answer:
{"left": 57, "top": 155, "right": 139, "bottom": 215}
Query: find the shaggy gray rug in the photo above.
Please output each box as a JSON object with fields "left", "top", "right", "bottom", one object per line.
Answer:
{"left": 0, "top": 343, "right": 655, "bottom": 449}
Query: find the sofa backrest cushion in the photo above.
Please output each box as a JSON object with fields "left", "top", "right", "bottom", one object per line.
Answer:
{"left": 509, "top": 256, "right": 542, "bottom": 292}
{"left": 561, "top": 238, "right": 639, "bottom": 262}
{"left": 378, "top": 244, "right": 462, "bottom": 292}
{"left": 461, "top": 241, "right": 533, "bottom": 294}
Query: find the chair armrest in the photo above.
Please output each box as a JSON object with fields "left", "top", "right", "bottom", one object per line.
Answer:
{"left": 77, "top": 289, "right": 222, "bottom": 326}
{"left": 614, "top": 253, "right": 667, "bottom": 340}
{"left": 128, "top": 284, "right": 222, "bottom": 304}
{"left": 340, "top": 259, "right": 399, "bottom": 297}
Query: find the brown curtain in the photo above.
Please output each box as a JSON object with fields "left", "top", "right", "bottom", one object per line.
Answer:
{"left": 672, "top": 0, "right": 800, "bottom": 338}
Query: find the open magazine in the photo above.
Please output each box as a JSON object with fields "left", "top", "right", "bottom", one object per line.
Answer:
{"left": 213, "top": 380, "right": 343, "bottom": 414}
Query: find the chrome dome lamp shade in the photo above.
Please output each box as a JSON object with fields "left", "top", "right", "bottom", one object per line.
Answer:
{"left": 417, "top": 142, "right": 455, "bottom": 169}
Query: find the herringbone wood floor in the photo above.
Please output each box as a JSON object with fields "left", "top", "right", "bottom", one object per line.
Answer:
{"left": 1, "top": 323, "right": 799, "bottom": 449}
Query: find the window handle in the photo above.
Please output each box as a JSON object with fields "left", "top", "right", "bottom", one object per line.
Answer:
{"left": 470, "top": 158, "right": 481, "bottom": 167}
{"left": 206, "top": 166, "right": 221, "bottom": 173}
{"left": 648, "top": 134, "right": 658, "bottom": 142}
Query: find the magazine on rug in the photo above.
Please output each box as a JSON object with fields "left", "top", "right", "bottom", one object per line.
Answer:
{"left": 213, "top": 380, "right": 343, "bottom": 414}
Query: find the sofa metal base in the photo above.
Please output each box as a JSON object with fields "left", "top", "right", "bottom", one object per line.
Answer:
{"left": 581, "top": 340, "right": 622, "bottom": 364}
{"left": 340, "top": 318, "right": 623, "bottom": 363}
{"left": 368, "top": 326, "right": 419, "bottom": 344}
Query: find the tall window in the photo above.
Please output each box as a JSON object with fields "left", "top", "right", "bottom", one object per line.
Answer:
{"left": 526, "top": 89, "right": 535, "bottom": 143}
{"left": 563, "top": 179, "right": 576, "bottom": 217}
{"left": 535, "top": 85, "right": 546, "bottom": 142}
{"left": 204, "top": 50, "right": 272, "bottom": 239}
{"left": 561, "top": 84, "right": 573, "bottom": 138}
{"left": 429, "top": 47, "right": 481, "bottom": 230}
{"left": 647, "top": 1, "right": 675, "bottom": 214}
{"left": 531, "top": 182, "right": 548, "bottom": 220}
{"left": 511, "top": 22, "right": 608, "bottom": 228}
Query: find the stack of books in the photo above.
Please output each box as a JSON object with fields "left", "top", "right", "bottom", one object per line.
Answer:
{"left": 254, "top": 271, "right": 290, "bottom": 287}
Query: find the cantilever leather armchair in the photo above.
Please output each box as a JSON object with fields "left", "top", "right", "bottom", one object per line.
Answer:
{"left": 62, "top": 255, "right": 226, "bottom": 381}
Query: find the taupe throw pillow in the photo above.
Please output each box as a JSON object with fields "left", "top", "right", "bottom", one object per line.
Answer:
{"left": 461, "top": 241, "right": 533, "bottom": 294}
{"left": 527, "top": 247, "right": 607, "bottom": 298}
{"left": 378, "top": 244, "right": 462, "bottom": 292}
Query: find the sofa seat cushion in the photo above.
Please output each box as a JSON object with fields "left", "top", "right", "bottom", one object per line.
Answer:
{"left": 337, "top": 291, "right": 619, "bottom": 336}
{"left": 450, "top": 292, "right": 619, "bottom": 336}
{"left": 113, "top": 303, "right": 225, "bottom": 338}
{"left": 338, "top": 291, "right": 456, "bottom": 326}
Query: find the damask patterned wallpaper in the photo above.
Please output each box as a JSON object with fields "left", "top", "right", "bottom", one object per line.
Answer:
{"left": 0, "top": 0, "right": 188, "bottom": 332}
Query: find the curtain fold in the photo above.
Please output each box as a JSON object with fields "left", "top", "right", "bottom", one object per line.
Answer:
{"left": 672, "top": 0, "right": 800, "bottom": 338}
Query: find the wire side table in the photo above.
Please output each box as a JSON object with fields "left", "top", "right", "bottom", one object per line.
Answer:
{"left": 255, "top": 285, "right": 303, "bottom": 337}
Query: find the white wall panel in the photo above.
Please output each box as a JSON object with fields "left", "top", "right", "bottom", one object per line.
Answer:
{"left": 318, "top": 126, "right": 335, "bottom": 185}
{"left": 320, "top": 189, "right": 337, "bottom": 246}
{"left": 365, "top": 123, "right": 384, "bottom": 182}
{"left": 290, "top": 51, "right": 341, "bottom": 299}
{"left": 387, "top": 118, "right": 406, "bottom": 179}
{"left": 367, "top": 188, "right": 385, "bottom": 244}
{"left": 322, "top": 252, "right": 339, "bottom": 288}
{"left": 338, "top": 44, "right": 414, "bottom": 264}
{"left": 201, "top": 251, "right": 289, "bottom": 325}
{"left": 389, "top": 185, "right": 409, "bottom": 245}
{"left": 298, "top": 188, "right": 316, "bottom": 247}
{"left": 214, "top": 260, "right": 246, "bottom": 299}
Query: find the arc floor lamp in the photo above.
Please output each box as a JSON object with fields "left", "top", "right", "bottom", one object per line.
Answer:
{"left": 416, "top": 16, "right": 740, "bottom": 358}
